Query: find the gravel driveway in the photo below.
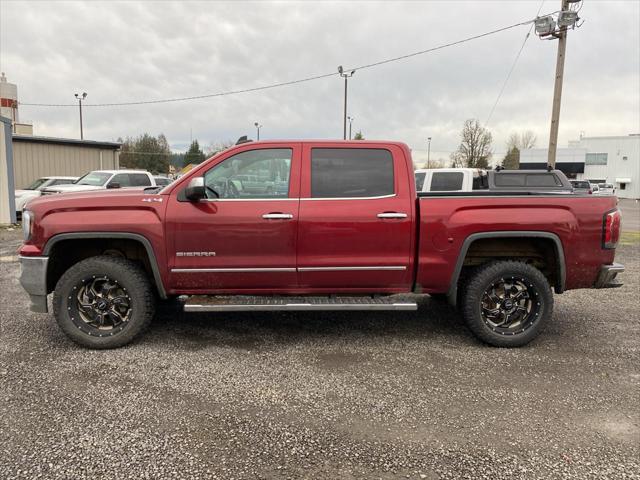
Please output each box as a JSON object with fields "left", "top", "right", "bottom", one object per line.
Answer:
{"left": 1, "top": 229, "right": 638, "bottom": 479}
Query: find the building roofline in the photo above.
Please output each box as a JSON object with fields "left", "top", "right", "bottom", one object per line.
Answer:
{"left": 12, "top": 134, "right": 121, "bottom": 149}
{"left": 578, "top": 135, "right": 640, "bottom": 140}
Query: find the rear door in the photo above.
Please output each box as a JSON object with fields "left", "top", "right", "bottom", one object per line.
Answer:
{"left": 297, "top": 144, "right": 414, "bottom": 291}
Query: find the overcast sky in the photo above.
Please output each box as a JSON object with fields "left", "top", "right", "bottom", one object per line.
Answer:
{"left": 1, "top": 0, "right": 638, "bottom": 163}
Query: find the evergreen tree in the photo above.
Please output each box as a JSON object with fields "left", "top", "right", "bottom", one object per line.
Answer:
{"left": 183, "top": 140, "right": 206, "bottom": 167}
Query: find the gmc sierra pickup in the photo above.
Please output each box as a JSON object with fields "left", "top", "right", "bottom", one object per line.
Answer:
{"left": 19, "top": 140, "right": 624, "bottom": 349}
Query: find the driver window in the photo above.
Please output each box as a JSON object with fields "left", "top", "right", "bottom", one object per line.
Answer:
{"left": 204, "top": 148, "right": 292, "bottom": 199}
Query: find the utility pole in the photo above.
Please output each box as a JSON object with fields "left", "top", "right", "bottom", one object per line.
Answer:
{"left": 74, "top": 92, "right": 87, "bottom": 140}
{"left": 427, "top": 137, "right": 432, "bottom": 168}
{"left": 347, "top": 116, "right": 354, "bottom": 140}
{"left": 338, "top": 66, "right": 355, "bottom": 140}
{"left": 548, "top": 0, "right": 571, "bottom": 167}
{"left": 254, "top": 122, "right": 262, "bottom": 140}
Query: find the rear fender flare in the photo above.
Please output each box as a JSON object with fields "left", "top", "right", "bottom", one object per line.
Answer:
{"left": 446, "top": 231, "right": 566, "bottom": 307}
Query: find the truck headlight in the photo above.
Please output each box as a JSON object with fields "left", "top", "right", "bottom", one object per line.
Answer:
{"left": 22, "top": 210, "right": 33, "bottom": 242}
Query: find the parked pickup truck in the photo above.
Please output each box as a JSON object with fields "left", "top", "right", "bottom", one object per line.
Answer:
{"left": 19, "top": 140, "right": 624, "bottom": 349}
{"left": 41, "top": 169, "right": 156, "bottom": 195}
{"left": 415, "top": 167, "right": 573, "bottom": 193}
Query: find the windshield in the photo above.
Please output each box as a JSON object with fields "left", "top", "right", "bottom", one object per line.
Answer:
{"left": 75, "top": 172, "right": 112, "bottom": 186}
{"left": 26, "top": 178, "right": 48, "bottom": 190}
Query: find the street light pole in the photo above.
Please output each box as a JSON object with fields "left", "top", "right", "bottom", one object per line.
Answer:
{"left": 74, "top": 92, "right": 87, "bottom": 140}
{"left": 427, "top": 137, "right": 432, "bottom": 168}
{"left": 254, "top": 122, "right": 262, "bottom": 140}
{"left": 347, "top": 116, "right": 354, "bottom": 140}
{"left": 338, "top": 66, "right": 355, "bottom": 140}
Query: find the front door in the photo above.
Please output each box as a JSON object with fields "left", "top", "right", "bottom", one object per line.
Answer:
{"left": 166, "top": 144, "right": 301, "bottom": 293}
{"left": 297, "top": 144, "right": 414, "bottom": 291}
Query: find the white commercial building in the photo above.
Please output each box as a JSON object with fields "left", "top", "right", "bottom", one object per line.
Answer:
{"left": 520, "top": 134, "right": 640, "bottom": 199}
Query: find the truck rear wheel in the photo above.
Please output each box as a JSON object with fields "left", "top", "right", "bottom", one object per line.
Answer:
{"left": 461, "top": 261, "right": 553, "bottom": 347}
{"left": 53, "top": 256, "right": 155, "bottom": 349}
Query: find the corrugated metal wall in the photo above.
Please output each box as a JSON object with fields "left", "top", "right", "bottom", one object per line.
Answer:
{"left": 12, "top": 141, "right": 119, "bottom": 188}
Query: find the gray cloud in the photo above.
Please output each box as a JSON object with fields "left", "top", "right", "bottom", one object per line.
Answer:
{"left": 1, "top": 0, "right": 638, "bottom": 161}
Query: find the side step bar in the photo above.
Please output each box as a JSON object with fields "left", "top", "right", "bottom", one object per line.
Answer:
{"left": 183, "top": 295, "right": 418, "bottom": 312}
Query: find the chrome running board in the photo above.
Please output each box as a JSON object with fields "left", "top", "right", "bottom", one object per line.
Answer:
{"left": 183, "top": 295, "right": 417, "bottom": 312}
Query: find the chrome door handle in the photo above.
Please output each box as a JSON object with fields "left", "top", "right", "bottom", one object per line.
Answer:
{"left": 262, "top": 213, "right": 293, "bottom": 219}
{"left": 377, "top": 212, "right": 407, "bottom": 219}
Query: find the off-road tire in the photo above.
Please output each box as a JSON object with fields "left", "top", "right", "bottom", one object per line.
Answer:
{"left": 461, "top": 261, "right": 553, "bottom": 347}
{"left": 53, "top": 256, "right": 155, "bottom": 349}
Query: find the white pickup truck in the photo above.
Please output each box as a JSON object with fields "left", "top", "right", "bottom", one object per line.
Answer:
{"left": 415, "top": 168, "right": 486, "bottom": 192}
{"left": 415, "top": 168, "right": 573, "bottom": 193}
{"left": 41, "top": 170, "right": 157, "bottom": 195}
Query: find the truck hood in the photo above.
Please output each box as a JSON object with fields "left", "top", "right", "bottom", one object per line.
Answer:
{"left": 22, "top": 188, "right": 167, "bottom": 254}
{"left": 27, "top": 188, "right": 164, "bottom": 213}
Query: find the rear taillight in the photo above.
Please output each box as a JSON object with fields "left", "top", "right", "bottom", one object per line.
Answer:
{"left": 603, "top": 209, "right": 622, "bottom": 249}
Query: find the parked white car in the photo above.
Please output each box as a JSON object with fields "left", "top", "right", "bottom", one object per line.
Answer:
{"left": 41, "top": 170, "right": 156, "bottom": 195}
{"left": 14, "top": 176, "right": 78, "bottom": 215}
{"left": 598, "top": 183, "right": 616, "bottom": 195}
{"left": 153, "top": 176, "right": 173, "bottom": 187}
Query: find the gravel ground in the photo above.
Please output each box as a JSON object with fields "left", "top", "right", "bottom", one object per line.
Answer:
{"left": 0, "top": 228, "right": 638, "bottom": 479}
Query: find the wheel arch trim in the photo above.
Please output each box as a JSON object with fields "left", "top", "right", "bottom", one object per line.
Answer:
{"left": 43, "top": 232, "right": 167, "bottom": 299}
{"left": 446, "top": 231, "right": 566, "bottom": 307}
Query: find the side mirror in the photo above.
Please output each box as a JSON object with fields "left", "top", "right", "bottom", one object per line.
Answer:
{"left": 185, "top": 177, "right": 206, "bottom": 201}
{"left": 107, "top": 182, "right": 121, "bottom": 189}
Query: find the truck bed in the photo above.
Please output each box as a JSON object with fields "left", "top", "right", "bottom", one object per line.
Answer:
{"left": 415, "top": 193, "right": 618, "bottom": 294}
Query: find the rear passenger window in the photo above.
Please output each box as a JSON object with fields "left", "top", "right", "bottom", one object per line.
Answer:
{"left": 129, "top": 173, "right": 152, "bottom": 186}
{"left": 110, "top": 173, "right": 132, "bottom": 187}
{"left": 415, "top": 172, "right": 426, "bottom": 191}
{"left": 430, "top": 172, "right": 463, "bottom": 191}
{"left": 311, "top": 148, "right": 394, "bottom": 198}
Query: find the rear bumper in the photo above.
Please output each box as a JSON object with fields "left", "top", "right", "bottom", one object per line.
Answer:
{"left": 19, "top": 255, "right": 49, "bottom": 313}
{"left": 594, "top": 263, "right": 625, "bottom": 289}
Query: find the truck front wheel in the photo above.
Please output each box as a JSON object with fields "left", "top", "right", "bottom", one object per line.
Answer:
{"left": 461, "top": 261, "right": 553, "bottom": 347}
{"left": 53, "top": 256, "right": 155, "bottom": 349}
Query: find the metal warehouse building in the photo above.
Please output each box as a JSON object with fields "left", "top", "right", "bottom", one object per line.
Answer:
{"left": 520, "top": 134, "right": 640, "bottom": 199}
{"left": 11, "top": 135, "right": 121, "bottom": 189}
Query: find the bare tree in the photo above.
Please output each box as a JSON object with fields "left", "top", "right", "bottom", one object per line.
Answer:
{"left": 503, "top": 130, "right": 537, "bottom": 169}
{"left": 506, "top": 130, "right": 537, "bottom": 151}
{"left": 423, "top": 158, "right": 445, "bottom": 169}
{"left": 450, "top": 119, "right": 493, "bottom": 168}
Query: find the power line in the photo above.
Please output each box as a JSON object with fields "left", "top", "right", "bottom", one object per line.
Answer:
{"left": 20, "top": 15, "right": 543, "bottom": 108}
{"left": 484, "top": 0, "right": 546, "bottom": 128}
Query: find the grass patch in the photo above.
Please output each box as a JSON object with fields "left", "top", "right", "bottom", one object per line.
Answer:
{"left": 620, "top": 231, "right": 640, "bottom": 245}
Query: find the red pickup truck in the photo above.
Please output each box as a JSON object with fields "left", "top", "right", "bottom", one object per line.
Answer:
{"left": 19, "top": 140, "right": 624, "bottom": 349}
